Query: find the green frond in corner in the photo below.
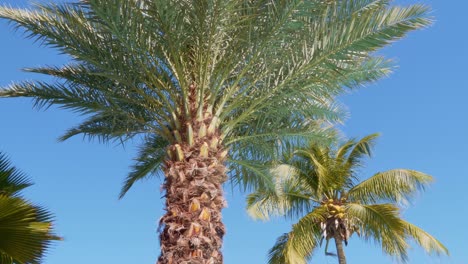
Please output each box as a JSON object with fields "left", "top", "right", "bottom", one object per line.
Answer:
{"left": 0, "top": 152, "right": 60, "bottom": 264}
{"left": 0, "top": 153, "right": 32, "bottom": 196}
{"left": 0, "top": 196, "right": 60, "bottom": 264}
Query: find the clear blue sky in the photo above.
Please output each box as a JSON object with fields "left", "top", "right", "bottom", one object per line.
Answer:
{"left": 0, "top": 1, "right": 465, "bottom": 263}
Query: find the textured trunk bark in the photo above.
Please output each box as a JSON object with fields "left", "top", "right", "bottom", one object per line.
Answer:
{"left": 334, "top": 232, "right": 347, "bottom": 264}
{"left": 157, "top": 111, "right": 227, "bottom": 264}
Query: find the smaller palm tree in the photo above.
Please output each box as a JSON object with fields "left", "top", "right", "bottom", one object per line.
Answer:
{"left": 247, "top": 134, "right": 448, "bottom": 264}
{"left": 0, "top": 152, "right": 61, "bottom": 264}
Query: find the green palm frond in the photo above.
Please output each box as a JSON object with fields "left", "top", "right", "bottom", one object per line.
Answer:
{"left": 268, "top": 233, "right": 302, "bottom": 264}
{"left": 346, "top": 203, "right": 404, "bottom": 237}
{"left": 0, "top": 196, "right": 60, "bottom": 264}
{"left": 2, "top": 80, "right": 111, "bottom": 114}
{"left": 402, "top": 221, "right": 449, "bottom": 256}
{"left": 348, "top": 169, "right": 433, "bottom": 205}
{"left": 346, "top": 203, "right": 409, "bottom": 261}
{"left": 268, "top": 208, "right": 325, "bottom": 264}
{"left": 119, "top": 134, "right": 168, "bottom": 198}
{"left": 342, "top": 133, "right": 379, "bottom": 169}
{"left": 0, "top": 152, "right": 60, "bottom": 264}
{"left": 293, "top": 144, "right": 350, "bottom": 196}
{"left": 58, "top": 113, "right": 149, "bottom": 143}
{"left": 338, "top": 57, "right": 393, "bottom": 90}
{"left": 227, "top": 159, "right": 275, "bottom": 191}
{"left": 0, "top": 153, "right": 32, "bottom": 196}
{"left": 247, "top": 164, "right": 315, "bottom": 220}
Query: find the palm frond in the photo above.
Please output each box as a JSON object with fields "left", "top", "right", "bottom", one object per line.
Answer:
{"left": 344, "top": 133, "right": 379, "bottom": 168}
{"left": 58, "top": 112, "right": 149, "bottom": 143}
{"left": 0, "top": 152, "right": 60, "bottom": 263}
{"left": 268, "top": 208, "right": 325, "bottom": 264}
{"left": 0, "top": 153, "right": 32, "bottom": 196}
{"left": 347, "top": 203, "right": 409, "bottom": 261}
{"left": 0, "top": 196, "right": 60, "bottom": 264}
{"left": 293, "top": 145, "right": 350, "bottom": 196}
{"left": 402, "top": 221, "right": 449, "bottom": 256}
{"left": 247, "top": 164, "right": 316, "bottom": 220}
{"left": 2, "top": 80, "right": 112, "bottom": 115}
{"left": 348, "top": 169, "right": 433, "bottom": 205}
{"left": 22, "top": 64, "right": 175, "bottom": 119}
{"left": 339, "top": 57, "right": 394, "bottom": 90}
{"left": 119, "top": 134, "right": 169, "bottom": 198}
{"left": 227, "top": 159, "right": 275, "bottom": 192}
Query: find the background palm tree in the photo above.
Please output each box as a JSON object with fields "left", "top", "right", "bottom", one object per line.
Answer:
{"left": 0, "top": 1, "right": 431, "bottom": 263}
{"left": 248, "top": 134, "right": 448, "bottom": 264}
{"left": 0, "top": 152, "right": 60, "bottom": 264}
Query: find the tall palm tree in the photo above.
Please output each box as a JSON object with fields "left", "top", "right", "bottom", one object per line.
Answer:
{"left": 247, "top": 134, "right": 448, "bottom": 264}
{"left": 0, "top": 1, "right": 431, "bottom": 263}
{"left": 0, "top": 152, "right": 60, "bottom": 264}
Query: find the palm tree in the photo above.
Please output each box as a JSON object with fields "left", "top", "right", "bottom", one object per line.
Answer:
{"left": 0, "top": 1, "right": 431, "bottom": 263}
{"left": 0, "top": 152, "right": 60, "bottom": 264}
{"left": 247, "top": 134, "right": 448, "bottom": 264}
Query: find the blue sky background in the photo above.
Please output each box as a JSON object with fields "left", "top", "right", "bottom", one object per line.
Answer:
{"left": 0, "top": 0, "right": 466, "bottom": 263}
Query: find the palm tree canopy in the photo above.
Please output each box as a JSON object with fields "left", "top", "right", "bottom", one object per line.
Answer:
{"left": 247, "top": 134, "right": 448, "bottom": 263}
{"left": 0, "top": 0, "right": 432, "bottom": 195}
{"left": 0, "top": 152, "right": 61, "bottom": 264}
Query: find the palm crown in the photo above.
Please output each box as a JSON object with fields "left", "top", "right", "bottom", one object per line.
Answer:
{"left": 0, "top": 0, "right": 432, "bottom": 262}
{"left": 247, "top": 134, "right": 448, "bottom": 264}
{"left": 0, "top": 0, "right": 431, "bottom": 193}
{"left": 0, "top": 152, "right": 60, "bottom": 264}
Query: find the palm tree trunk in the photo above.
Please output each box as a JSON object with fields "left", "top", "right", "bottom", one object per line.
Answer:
{"left": 157, "top": 114, "right": 227, "bottom": 264}
{"left": 334, "top": 232, "right": 347, "bottom": 264}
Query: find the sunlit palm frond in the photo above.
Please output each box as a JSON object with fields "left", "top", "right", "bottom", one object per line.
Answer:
{"left": 348, "top": 169, "right": 433, "bottom": 205}
{"left": 247, "top": 164, "right": 315, "bottom": 220}
{"left": 0, "top": 152, "right": 60, "bottom": 263}
{"left": 346, "top": 203, "right": 409, "bottom": 261}
{"left": 402, "top": 221, "right": 449, "bottom": 256}
{"left": 0, "top": 196, "right": 60, "bottom": 264}
{"left": 343, "top": 133, "right": 379, "bottom": 169}
{"left": 293, "top": 145, "right": 350, "bottom": 196}
{"left": 268, "top": 208, "right": 325, "bottom": 264}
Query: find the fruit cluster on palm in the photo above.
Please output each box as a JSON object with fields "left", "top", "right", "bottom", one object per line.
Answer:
{"left": 248, "top": 134, "right": 448, "bottom": 264}
{"left": 0, "top": 0, "right": 434, "bottom": 263}
{"left": 0, "top": 152, "right": 60, "bottom": 264}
